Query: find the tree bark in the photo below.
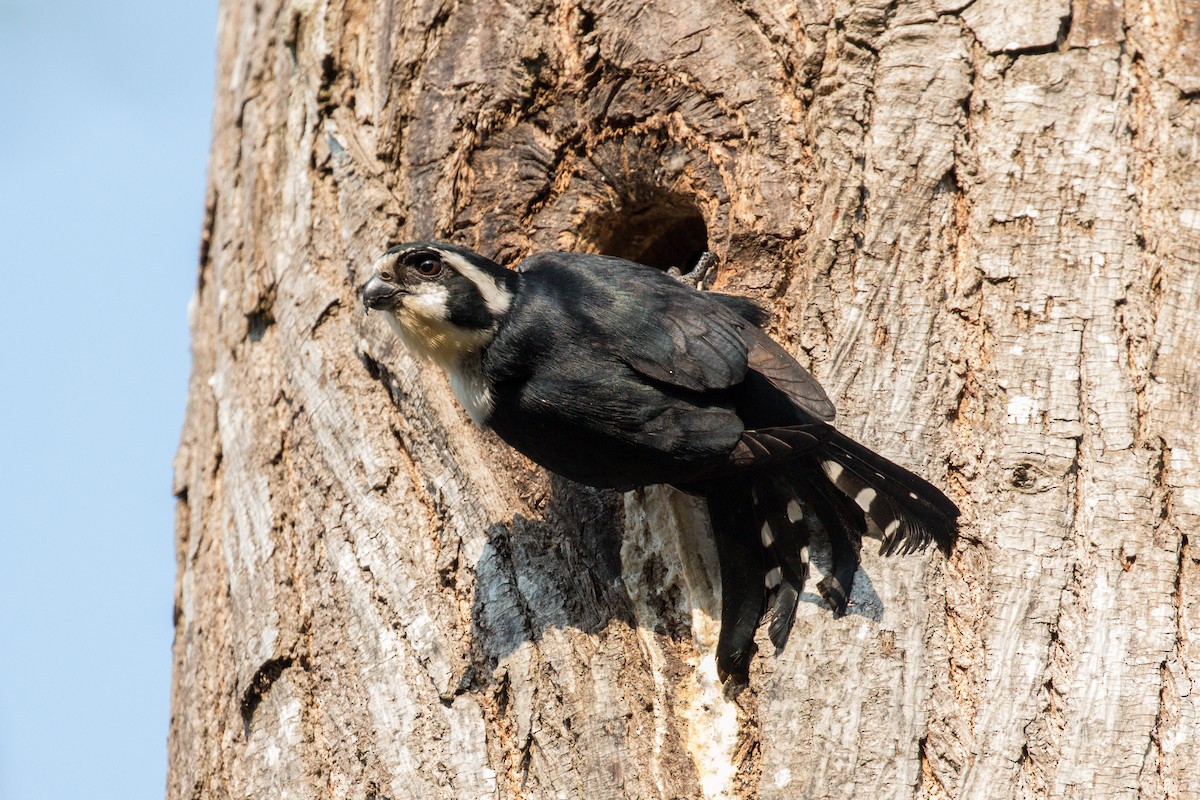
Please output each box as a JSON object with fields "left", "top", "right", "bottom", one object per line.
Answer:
{"left": 169, "top": 0, "right": 1200, "bottom": 797}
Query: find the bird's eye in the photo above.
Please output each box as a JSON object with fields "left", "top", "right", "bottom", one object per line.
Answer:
{"left": 414, "top": 257, "right": 443, "bottom": 278}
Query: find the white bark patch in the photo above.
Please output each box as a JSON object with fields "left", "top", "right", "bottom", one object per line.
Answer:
{"left": 622, "top": 487, "right": 739, "bottom": 800}
{"left": 960, "top": 0, "right": 1069, "bottom": 53}
{"left": 681, "top": 656, "right": 740, "bottom": 800}
{"left": 1006, "top": 395, "right": 1037, "bottom": 425}
{"left": 244, "top": 695, "right": 307, "bottom": 796}
{"left": 442, "top": 696, "right": 498, "bottom": 800}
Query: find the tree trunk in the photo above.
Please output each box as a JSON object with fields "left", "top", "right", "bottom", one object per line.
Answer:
{"left": 169, "top": 0, "right": 1200, "bottom": 797}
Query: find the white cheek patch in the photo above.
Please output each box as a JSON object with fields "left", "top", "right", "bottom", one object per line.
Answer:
{"left": 385, "top": 303, "right": 493, "bottom": 365}
{"left": 402, "top": 283, "right": 451, "bottom": 319}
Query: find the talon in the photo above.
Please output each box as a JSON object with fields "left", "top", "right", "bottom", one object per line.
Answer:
{"left": 671, "top": 251, "right": 719, "bottom": 289}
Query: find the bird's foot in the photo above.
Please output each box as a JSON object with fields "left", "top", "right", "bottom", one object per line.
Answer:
{"left": 667, "top": 250, "right": 719, "bottom": 290}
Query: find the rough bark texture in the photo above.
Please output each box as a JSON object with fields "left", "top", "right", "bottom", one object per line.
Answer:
{"left": 170, "top": 0, "right": 1200, "bottom": 797}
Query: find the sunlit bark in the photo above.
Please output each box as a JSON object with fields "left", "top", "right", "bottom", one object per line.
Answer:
{"left": 170, "top": 0, "right": 1200, "bottom": 796}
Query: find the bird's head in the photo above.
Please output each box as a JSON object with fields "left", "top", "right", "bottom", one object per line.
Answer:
{"left": 362, "top": 242, "right": 515, "bottom": 367}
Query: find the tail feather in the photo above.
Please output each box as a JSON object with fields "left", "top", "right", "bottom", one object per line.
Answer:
{"left": 705, "top": 486, "right": 766, "bottom": 684}
{"left": 750, "top": 480, "right": 810, "bottom": 651}
{"left": 820, "top": 433, "right": 959, "bottom": 556}
{"left": 766, "top": 584, "right": 801, "bottom": 650}
{"left": 695, "top": 434, "right": 958, "bottom": 684}
{"left": 792, "top": 468, "right": 864, "bottom": 614}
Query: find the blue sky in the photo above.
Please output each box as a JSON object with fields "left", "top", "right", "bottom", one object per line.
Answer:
{"left": 0, "top": 1, "right": 216, "bottom": 798}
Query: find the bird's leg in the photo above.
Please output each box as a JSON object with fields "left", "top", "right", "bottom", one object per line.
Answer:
{"left": 667, "top": 250, "right": 719, "bottom": 290}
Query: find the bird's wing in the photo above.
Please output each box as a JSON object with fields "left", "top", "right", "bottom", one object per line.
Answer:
{"left": 505, "top": 254, "right": 835, "bottom": 478}
{"left": 520, "top": 253, "right": 753, "bottom": 393}
{"left": 741, "top": 326, "right": 836, "bottom": 422}
{"left": 610, "top": 264, "right": 837, "bottom": 421}
{"left": 613, "top": 281, "right": 753, "bottom": 392}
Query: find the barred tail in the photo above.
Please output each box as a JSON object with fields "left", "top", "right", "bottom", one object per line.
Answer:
{"left": 701, "top": 435, "right": 957, "bottom": 683}
{"left": 706, "top": 477, "right": 814, "bottom": 683}
{"left": 749, "top": 479, "right": 810, "bottom": 651}
{"left": 745, "top": 432, "right": 957, "bottom": 639}
{"left": 818, "top": 432, "right": 959, "bottom": 557}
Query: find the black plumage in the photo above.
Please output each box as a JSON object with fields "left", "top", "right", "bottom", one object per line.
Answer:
{"left": 363, "top": 243, "right": 959, "bottom": 683}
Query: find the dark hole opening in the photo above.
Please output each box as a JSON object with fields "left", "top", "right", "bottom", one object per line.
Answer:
{"left": 247, "top": 309, "right": 274, "bottom": 342}
{"left": 585, "top": 202, "right": 709, "bottom": 272}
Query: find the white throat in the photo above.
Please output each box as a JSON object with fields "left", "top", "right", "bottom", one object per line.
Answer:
{"left": 383, "top": 310, "right": 495, "bottom": 425}
{"left": 446, "top": 357, "right": 494, "bottom": 425}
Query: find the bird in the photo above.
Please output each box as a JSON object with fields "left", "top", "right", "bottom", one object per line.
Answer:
{"left": 361, "top": 241, "right": 959, "bottom": 683}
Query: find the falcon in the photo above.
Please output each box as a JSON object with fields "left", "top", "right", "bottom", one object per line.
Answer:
{"left": 362, "top": 242, "right": 959, "bottom": 682}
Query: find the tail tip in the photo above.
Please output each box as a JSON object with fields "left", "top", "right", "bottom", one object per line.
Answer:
{"left": 767, "top": 586, "right": 800, "bottom": 652}
{"left": 817, "top": 577, "right": 851, "bottom": 616}
{"left": 717, "top": 643, "right": 756, "bottom": 687}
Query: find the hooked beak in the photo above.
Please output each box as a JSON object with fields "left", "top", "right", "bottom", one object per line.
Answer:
{"left": 362, "top": 275, "right": 401, "bottom": 310}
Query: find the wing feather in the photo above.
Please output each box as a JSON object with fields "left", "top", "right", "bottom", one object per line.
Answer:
{"left": 742, "top": 326, "right": 836, "bottom": 422}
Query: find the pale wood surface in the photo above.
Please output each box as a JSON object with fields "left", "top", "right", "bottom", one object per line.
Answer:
{"left": 170, "top": 0, "right": 1200, "bottom": 797}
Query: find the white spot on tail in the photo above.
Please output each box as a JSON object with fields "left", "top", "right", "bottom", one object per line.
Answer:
{"left": 760, "top": 521, "right": 775, "bottom": 547}
{"left": 854, "top": 487, "right": 877, "bottom": 512}
{"left": 800, "top": 546, "right": 810, "bottom": 563}
{"left": 765, "top": 567, "right": 782, "bottom": 588}
{"left": 786, "top": 500, "right": 803, "bottom": 523}
{"left": 823, "top": 461, "right": 844, "bottom": 483}
{"left": 884, "top": 519, "right": 902, "bottom": 537}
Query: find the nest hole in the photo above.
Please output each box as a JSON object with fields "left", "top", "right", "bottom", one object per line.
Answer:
{"left": 586, "top": 201, "right": 709, "bottom": 273}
